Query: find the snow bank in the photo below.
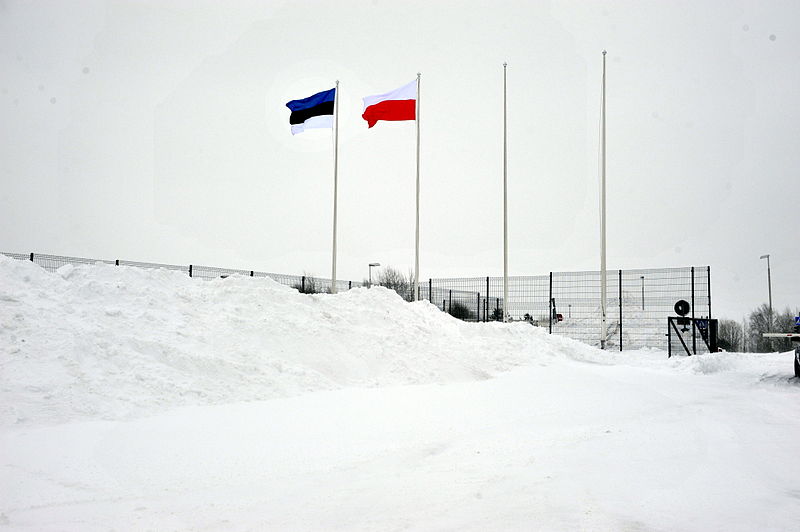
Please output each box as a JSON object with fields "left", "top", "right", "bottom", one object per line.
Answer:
{"left": 0, "top": 256, "right": 600, "bottom": 426}
{"left": 1, "top": 256, "right": 793, "bottom": 428}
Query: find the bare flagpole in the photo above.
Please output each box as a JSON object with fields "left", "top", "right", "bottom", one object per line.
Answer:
{"left": 503, "top": 62, "right": 509, "bottom": 322}
{"left": 414, "top": 72, "right": 421, "bottom": 301}
{"left": 600, "top": 51, "right": 607, "bottom": 349}
{"left": 331, "top": 80, "right": 340, "bottom": 294}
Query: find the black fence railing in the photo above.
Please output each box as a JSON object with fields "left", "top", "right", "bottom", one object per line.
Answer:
{"left": 3, "top": 252, "right": 710, "bottom": 350}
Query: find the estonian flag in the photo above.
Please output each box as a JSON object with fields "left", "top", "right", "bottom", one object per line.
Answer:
{"left": 286, "top": 88, "right": 336, "bottom": 135}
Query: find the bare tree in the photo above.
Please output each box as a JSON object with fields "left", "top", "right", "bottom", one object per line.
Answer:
{"left": 375, "top": 266, "right": 413, "bottom": 302}
{"left": 772, "top": 308, "right": 798, "bottom": 352}
{"left": 717, "top": 319, "right": 744, "bottom": 352}
{"left": 746, "top": 304, "right": 796, "bottom": 352}
{"left": 747, "top": 304, "right": 772, "bottom": 352}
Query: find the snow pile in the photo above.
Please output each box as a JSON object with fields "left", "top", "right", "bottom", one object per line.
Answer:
{"left": 0, "top": 256, "right": 598, "bottom": 426}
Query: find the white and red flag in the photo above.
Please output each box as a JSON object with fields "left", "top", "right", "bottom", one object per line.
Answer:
{"left": 361, "top": 79, "right": 417, "bottom": 128}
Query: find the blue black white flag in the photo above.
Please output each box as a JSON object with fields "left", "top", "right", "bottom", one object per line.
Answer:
{"left": 286, "top": 88, "right": 336, "bottom": 135}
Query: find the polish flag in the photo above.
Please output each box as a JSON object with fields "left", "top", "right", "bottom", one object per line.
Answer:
{"left": 362, "top": 79, "right": 417, "bottom": 128}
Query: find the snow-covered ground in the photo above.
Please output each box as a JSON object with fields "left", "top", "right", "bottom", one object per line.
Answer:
{"left": 1, "top": 256, "right": 798, "bottom": 531}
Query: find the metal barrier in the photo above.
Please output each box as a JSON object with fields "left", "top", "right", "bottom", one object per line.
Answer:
{"left": 427, "top": 266, "right": 711, "bottom": 350}
{"left": 3, "top": 251, "right": 361, "bottom": 295}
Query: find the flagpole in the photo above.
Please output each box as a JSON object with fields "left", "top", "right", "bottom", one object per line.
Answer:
{"left": 600, "top": 51, "right": 607, "bottom": 349}
{"left": 503, "top": 62, "right": 508, "bottom": 323}
{"left": 414, "top": 72, "right": 421, "bottom": 302}
{"left": 331, "top": 80, "right": 340, "bottom": 294}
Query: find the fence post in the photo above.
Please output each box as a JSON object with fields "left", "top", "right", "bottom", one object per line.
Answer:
{"left": 476, "top": 292, "right": 480, "bottom": 322}
{"left": 549, "top": 272, "right": 553, "bottom": 334}
{"left": 449, "top": 290, "right": 452, "bottom": 314}
{"left": 442, "top": 299, "right": 446, "bottom": 311}
{"left": 115, "top": 259, "right": 119, "bottom": 266}
{"left": 250, "top": 270, "right": 254, "bottom": 277}
{"left": 302, "top": 276, "right": 306, "bottom": 293}
{"left": 348, "top": 280, "right": 352, "bottom": 290}
{"left": 189, "top": 264, "right": 193, "bottom": 278}
{"left": 29, "top": 253, "right": 34, "bottom": 262}
{"left": 691, "top": 266, "right": 696, "bottom": 354}
{"left": 428, "top": 278, "right": 432, "bottom": 302}
{"left": 619, "top": 269, "right": 623, "bottom": 352}
{"left": 707, "top": 266, "right": 712, "bottom": 318}
{"left": 485, "top": 276, "right": 489, "bottom": 323}
{"left": 668, "top": 318, "right": 672, "bottom": 358}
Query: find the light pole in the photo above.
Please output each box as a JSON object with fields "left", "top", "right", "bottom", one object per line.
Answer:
{"left": 760, "top": 254, "right": 772, "bottom": 332}
{"left": 640, "top": 275, "right": 645, "bottom": 310}
{"left": 368, "top": 263, "right": 380, "bottom": 287}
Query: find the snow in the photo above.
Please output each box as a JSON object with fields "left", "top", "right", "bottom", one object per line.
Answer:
{"left": 1, "top": 256, "right": 799, "bottom": 530}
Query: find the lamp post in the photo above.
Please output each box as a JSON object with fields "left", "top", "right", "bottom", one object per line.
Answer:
{"left": 640, "top": 275, "right": 645, "bottom": 310}
{"left": 368, "top": 263, "right": 380, "bottom": 287}
{"left": 759, "top": 254, "right": 772, "bottom": 332}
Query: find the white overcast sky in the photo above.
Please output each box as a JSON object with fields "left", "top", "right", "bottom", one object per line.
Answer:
{"left": 1, "top": 0, "right": 798, "bottom": 320}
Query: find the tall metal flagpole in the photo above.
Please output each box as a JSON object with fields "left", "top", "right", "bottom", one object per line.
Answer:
{"left": 503, "top": 62, "right": 508, "bottom": 323}
{"left": 600, "top": 51, "right": 607, "bottom": 349}
{"left": 414, "top": 73, "right": 421, "bottom": 301}
{"left": 331, "top": 80, "right": 340, "bottom": 294}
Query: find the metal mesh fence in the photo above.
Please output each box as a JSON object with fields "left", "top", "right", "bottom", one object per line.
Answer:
{"left": 3, "top": 252, "right": 710, "bottom": 350}
{"left": 191, "top": 265, "right": 254, "bottom": 280}
{"left": 2, "top": 252, "right": 360, "bottom": 294}
{"left": 278, "top": 275, "right": 363, "bottom": 294}
{"left": 551, "top": 270, "right": 618, "bottom": 347}
{"left": 620, "top": 268, "right": 710, "bottom": 351}
{"left": 117, "top": 260, "right": 188, "bottom": 274}
{"left": 425, "top": 276, "right": 549, "bottom": 323}
{"left": 506, "top": 275, "right": 550, "bottom": 324}
{"left": 426, "top": 286, "right": 482, "bottom": 318}
{"left": 252, "top": 271, "right": 302, "bottom": 288}
{"left": 4, "top": 252, "right": 32, "bottom": 261}
{"left": 427, "top": 266, "right": 711, "bottom": 350}
{"left": 426, "top": 278, "right": 485, "bottom": 321}
{"left": 27, "top": 253, "right": 115, "bottom": 271}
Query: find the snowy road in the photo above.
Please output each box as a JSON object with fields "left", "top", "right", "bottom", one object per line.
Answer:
{"left": 3, "top": 355, "right": 798, "bottom": 531}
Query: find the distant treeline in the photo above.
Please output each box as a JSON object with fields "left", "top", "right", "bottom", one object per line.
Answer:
{"left": 718, "top": 304, "right": 798, "bottom": 352}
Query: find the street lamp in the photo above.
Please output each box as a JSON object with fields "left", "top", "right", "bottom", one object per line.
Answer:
{"left": 760, "top": 254, "right": 772, "bottom": 332}
{"left": 368, "top": 263, "right": 380, "bottom": 287}
{"left": 640, "top": 275, "right": 645, "bottom": 310}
